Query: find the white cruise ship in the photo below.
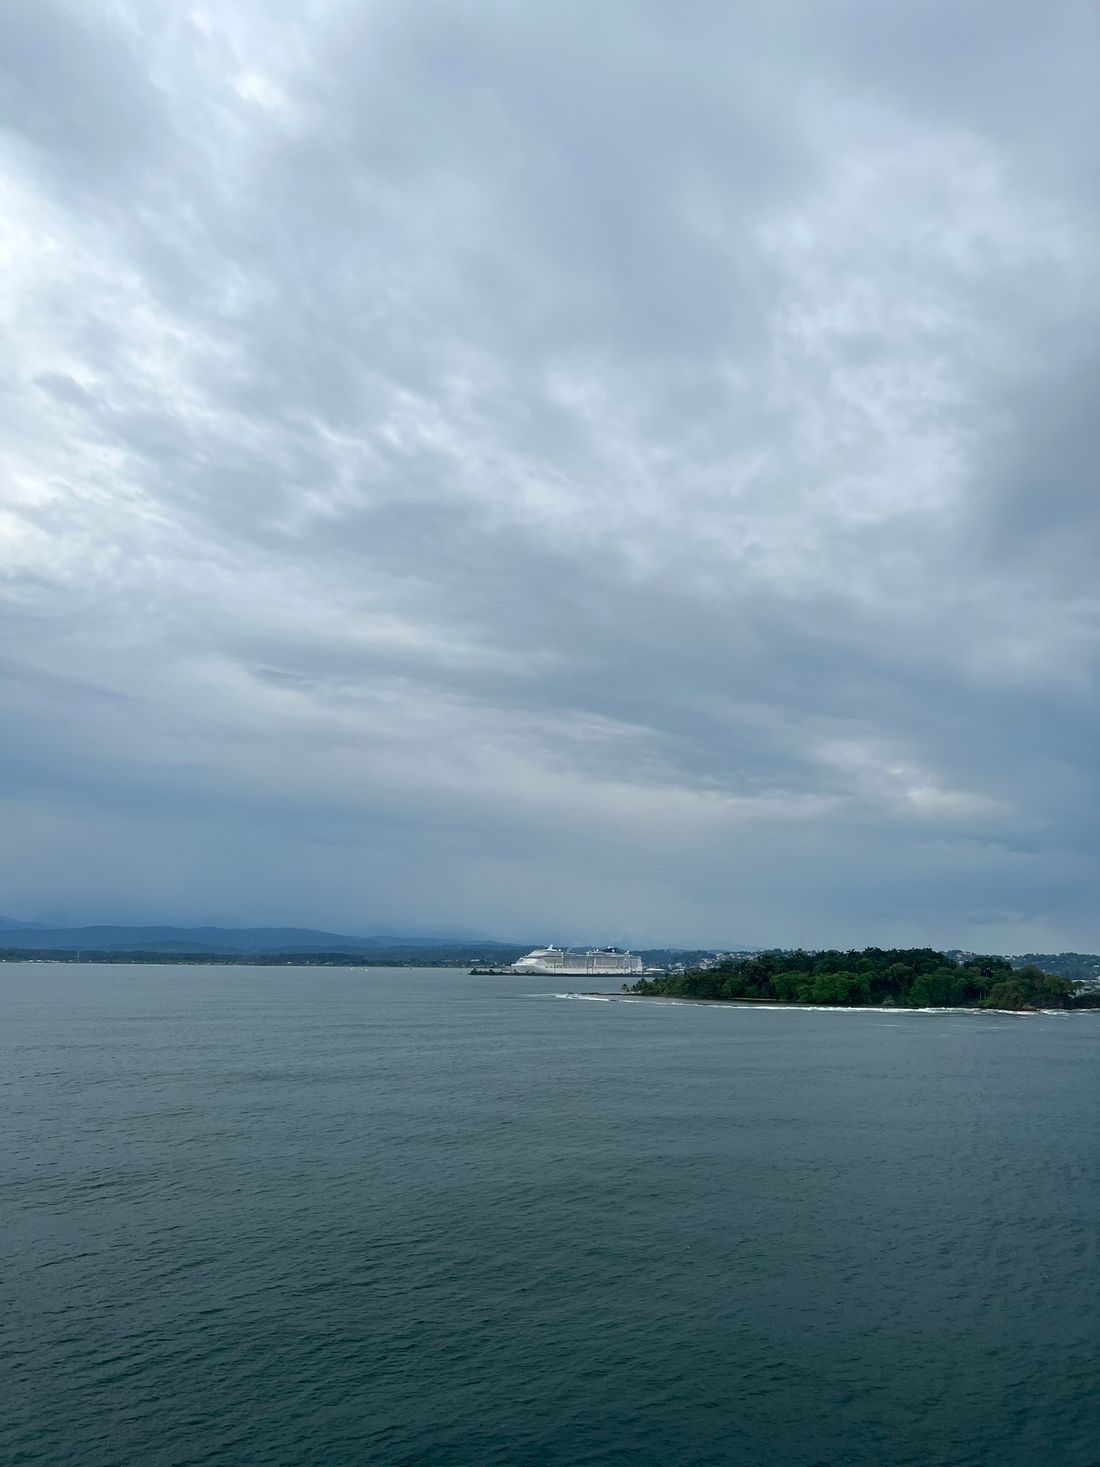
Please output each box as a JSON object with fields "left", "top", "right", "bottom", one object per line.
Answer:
{"left": 510, "top": 945, "right": 644, "bottom": 977}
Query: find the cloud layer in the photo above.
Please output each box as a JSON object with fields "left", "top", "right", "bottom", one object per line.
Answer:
{"left": 2, "top": 0, "right": 1098, "bottom": 948}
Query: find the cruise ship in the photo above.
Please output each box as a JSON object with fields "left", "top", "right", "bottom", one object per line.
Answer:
{"left": 509, "top": 945, "right": 644, "bottom": 977}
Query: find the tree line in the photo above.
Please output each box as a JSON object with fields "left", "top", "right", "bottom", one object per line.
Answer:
{"left": 627, "top": 948, "right": 1086, "bottom": 1009}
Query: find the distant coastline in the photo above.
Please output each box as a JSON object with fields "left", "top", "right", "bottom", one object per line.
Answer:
{"left": 0, "top": 949, "right": 498, "bottom": 969}
{"left": 5, "top": 941, "right": 1099, "bottom": 1009}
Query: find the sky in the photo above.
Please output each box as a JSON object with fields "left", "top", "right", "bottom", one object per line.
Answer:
{"left": 1, "top": 0, "right": 1098, "bottom": 950}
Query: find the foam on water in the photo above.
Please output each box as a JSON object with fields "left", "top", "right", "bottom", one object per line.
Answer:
{"left": 551, "top": 993, "right": 1082, "bottom": 1017}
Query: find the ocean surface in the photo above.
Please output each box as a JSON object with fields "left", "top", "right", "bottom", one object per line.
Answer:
{"left": 2, "top": 964, "right": 1097, "bottom": 1467}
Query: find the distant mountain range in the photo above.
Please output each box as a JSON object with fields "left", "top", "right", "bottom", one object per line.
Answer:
{"left": 0, "top": 919, "right": 516, "bottom": 954}
{"left": 11, "top": 922, "right": 1086, "bottom": 976}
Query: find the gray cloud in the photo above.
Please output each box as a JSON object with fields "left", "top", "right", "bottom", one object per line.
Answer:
{"left": 1, "top": 0, "right": 1098, "bottom": 949}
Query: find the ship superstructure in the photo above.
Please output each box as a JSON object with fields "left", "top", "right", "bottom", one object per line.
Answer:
{"left": 510, "top": 945, "right": 644, "bottom": 977}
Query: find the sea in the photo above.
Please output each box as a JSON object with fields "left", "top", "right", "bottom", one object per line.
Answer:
{"left": 2, "top": 963, "right": 1097, "bottom": 1467}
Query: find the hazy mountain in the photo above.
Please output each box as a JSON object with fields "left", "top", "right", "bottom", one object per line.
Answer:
{"left": 0, "top": 924, "right": 506, "bottom": 953}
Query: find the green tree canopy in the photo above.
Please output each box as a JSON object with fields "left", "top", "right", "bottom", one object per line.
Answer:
{"left": 628, "top": 949, "right": 1080, "bottom": 1010}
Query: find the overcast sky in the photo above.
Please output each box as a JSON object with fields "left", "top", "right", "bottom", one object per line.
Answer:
{"left": 1, "top": 1, "right": 1098, "bottom": 949}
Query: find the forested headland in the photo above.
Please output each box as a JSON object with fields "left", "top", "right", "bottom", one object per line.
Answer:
{"left": 627, "top": 948, "right": 1093, "bottom": 1010}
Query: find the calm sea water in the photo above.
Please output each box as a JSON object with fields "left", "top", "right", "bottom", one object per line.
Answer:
{"left": 2, "top": 964, "right": 1097, "bottom": 1467}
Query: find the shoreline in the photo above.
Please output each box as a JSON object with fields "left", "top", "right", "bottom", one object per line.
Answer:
{"left": 0, "top": 957, "right": 469, "bottom": 969}
{"left": 576, "top": 992, "right": 1087, "bottom": 1014}
{"left": 583, "top": 991, "right": 780, "bottom": 1004}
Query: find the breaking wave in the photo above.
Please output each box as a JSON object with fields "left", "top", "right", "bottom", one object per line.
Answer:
{"left": 548, "top": 993, "right": 1075, "bottom": 1016}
